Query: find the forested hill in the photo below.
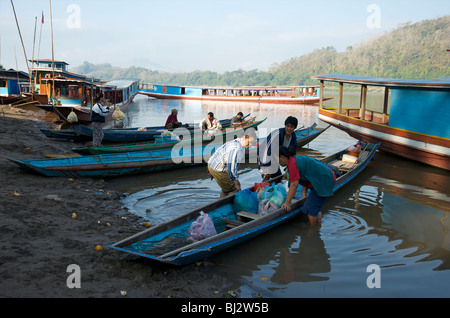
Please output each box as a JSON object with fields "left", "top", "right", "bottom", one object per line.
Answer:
{"left": 72, "top": 16, "right": 449, "bottom": 86}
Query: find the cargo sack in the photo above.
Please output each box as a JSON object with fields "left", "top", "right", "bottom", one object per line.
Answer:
{"left": 112, "top": 106, "right": 125, "bottom": 121}
{"left": 253, "top": 182, "right": 270, "bottom": 200}
{"left": 67, "top": 108, "right": 78, "bottom": 123}
{"left": 187, "top": 212, "right": 217, "bottom": 242}
{"left": 233, "top": 188, "right": 259, "bottom": 214}
{"left": 258, "top": 199, "right": 280, "bottom": 216}
{"left": 261, "top": 183, "right": 287, "bottom": 208}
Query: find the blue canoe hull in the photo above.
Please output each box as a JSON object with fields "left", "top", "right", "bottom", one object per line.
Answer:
{"left": 11, "top": 123, "right": 329, "bottom": 178}
{"left": 7, "top": 144, "right": 223, "bottom": 177}
{"left": 41, "top": 115, "right": 249, "bottom": 142}
{"left": 109, "top": 142, "right": 380, "bottom": 266}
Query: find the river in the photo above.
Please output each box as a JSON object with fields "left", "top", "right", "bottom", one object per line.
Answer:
{"left": 107, "top": 93, "right": 450, "bottom": 298}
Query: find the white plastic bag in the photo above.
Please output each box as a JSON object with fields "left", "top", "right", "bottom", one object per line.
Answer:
{"left": 187, "top": 212, "right": 217, "bottom": 242}
{"left": 112, "top": 106, "right": 125, "bottom": 121}
{"left": 67, "top": 108, "right": 78, "bottom": 123}
{"left": 258, "top": 199, "right": 280, "bottom": 216}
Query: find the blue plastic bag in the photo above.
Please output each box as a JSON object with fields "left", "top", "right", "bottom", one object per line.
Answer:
{"left": 234, "top": 188, "right": 259, "bottom": 214}
{"left": 261, "top": 183, "right": 287, "bottom": 207}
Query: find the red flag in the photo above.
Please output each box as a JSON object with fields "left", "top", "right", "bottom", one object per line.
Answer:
{"left": 41, "top": 11, "right": 44, "bottom": 24}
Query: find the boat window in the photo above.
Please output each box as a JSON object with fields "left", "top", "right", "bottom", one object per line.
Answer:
{"left": 181, "top": 87, "right": 185, "bottom": 95}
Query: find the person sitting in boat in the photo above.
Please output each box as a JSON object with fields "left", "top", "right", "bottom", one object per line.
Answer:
{"left": 200, "top": 112, "right": 222, "bottom": 135}
{"left": 231, "top": 112, "right": 244, "bottom": 127}
{"left": 165, "top": 109, "right": 182, "bottom": 129}
{"left": 258, "top": 116, "right": 298, "bottom": 182}
{"left": 278, "top": 146, "right": 336, "bottom": 226}
{"left": 91, "top": 93, "right": 110, "bottom": 148}
{"left": 207, "top": 129, "right": 257, "bottom": 198}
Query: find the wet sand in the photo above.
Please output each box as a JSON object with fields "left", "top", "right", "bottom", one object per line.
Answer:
{"left": 0, "top": 105, "right": 235, "bottom": 298}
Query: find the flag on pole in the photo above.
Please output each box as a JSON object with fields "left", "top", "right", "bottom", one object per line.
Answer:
{"left": 41, "top": 11, "right": 44, "bottom": 24}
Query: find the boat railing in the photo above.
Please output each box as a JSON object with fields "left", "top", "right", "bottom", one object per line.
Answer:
{"left": 324, "top": 106, "right": 389, "bottom": 125}
{"left": 202, "top": 91, "right": 316, "bottom": 98}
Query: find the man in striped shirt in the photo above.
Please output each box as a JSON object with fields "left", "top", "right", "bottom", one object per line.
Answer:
{"left": 208, "top": 130, "right": 257, "bottom": 198}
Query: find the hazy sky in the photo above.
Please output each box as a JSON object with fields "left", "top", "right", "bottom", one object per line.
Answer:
{"left": 1, "top": 0, "right": 448, "bottom": 73}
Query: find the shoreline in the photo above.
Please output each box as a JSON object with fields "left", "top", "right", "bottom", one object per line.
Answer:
{"left": 0, "top": 105, "right": 235, "bottom": 298}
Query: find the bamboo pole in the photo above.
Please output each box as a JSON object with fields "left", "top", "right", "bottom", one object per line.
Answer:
{"left": 31, "top": 16, "right": 37, "bottom": 92}
{"left": 10, "top": 0, "right": 33, "bottom": 91}
{"left": 48, "top": 0, "right": 68, "bottom": 122}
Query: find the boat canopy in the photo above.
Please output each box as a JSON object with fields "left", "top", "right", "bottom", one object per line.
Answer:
{"left": 311, "top": 74, "right": 450, "bottom": 89}
{"left": 105, "top": 79, "right": 140, "bottom": 89}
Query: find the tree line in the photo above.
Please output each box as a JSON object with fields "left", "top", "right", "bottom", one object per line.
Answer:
{"left": 72, "top": 16, "right": 449, "bottom": 87}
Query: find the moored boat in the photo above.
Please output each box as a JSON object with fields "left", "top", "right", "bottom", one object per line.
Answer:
{"left": 10, "top": 122, "right": 329, "bottom": 178}
{"left": 30, "top": 59, "right": 140, "bottom": 123}
{"left": 0, "top": 69, "right": 30, "bottom": 105}
{"left": 7, "top": 144, "right": 221, "bottom": 178}
{"left": 73, "top": 124, "right": 161, "bottom": 143}
{"left": 109, "top": 142, "right": 380, "bottom": 266}
{"left": 41, "top": 114, "right": 250, "bottom": 143}
{"left": 312, "top": 74, "right": 450, "bottom": 171}
{"left": 140, "top": 83, "right": 333, "bottom": 104}
{"left": 72, "top": 118, "right": 267, "bottom": 154}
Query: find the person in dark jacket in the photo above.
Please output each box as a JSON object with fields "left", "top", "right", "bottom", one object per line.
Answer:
{"left": 258, "top": 116, "right": 298, "bottom": 181}
{"left": 91, "top": 93, "right": 110, "bottom": 147}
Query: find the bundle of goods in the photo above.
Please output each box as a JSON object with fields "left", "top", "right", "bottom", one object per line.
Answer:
{"left": 234, "top": 182, "right": 288, "bottom": 216}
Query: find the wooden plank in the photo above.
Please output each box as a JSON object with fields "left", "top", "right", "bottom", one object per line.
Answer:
{"left": 224, "top": 218, "right": 245, "bottom": 229}
{"left": 237, "top": 211, "right": 261, "bottom": 221}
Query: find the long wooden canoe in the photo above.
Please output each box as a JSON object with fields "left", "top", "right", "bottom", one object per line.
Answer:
{"left": 10, "top": 123, "right": 329, "bottom": 178}
{"left": 40, "top": 115, "right": 249, "bottom": 142}
{"left": 109, "top": 142, "right": 380, "bottom": 266}
{"left": 71, "top": 119, "right": 323, "bottom": 155}
{"left": 7, "top": 144, "right": 223, "bottom": 178}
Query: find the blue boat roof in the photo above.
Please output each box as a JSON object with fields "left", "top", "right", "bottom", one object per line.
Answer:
{"left": 104, "top": 79, "right": 140, "bottom": 89}
{"left": 311, "top": 74, "right": 450, "bottom": 88}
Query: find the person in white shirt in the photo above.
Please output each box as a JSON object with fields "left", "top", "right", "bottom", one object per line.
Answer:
{"left": 207, "top": 129, "right": 257, "bottom": 198}
{"left": 199, "top": 112, "right": 222, "bottom": 135}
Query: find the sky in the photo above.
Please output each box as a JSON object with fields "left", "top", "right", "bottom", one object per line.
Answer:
{"left": 1, "top": 0, "right": 449, "bottom": 73}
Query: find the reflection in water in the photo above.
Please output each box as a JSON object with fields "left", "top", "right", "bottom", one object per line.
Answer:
{"left": 271, "top": 227, "right": 330, "bottom": 284}
{"left": 111, "top": 96, "right": 450, "bottom": 297}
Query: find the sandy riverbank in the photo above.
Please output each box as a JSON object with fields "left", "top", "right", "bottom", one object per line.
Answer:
{"left": 0, "top": 105, "right": 236, "bottom": 298}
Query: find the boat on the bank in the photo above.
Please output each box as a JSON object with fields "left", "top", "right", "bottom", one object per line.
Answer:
{"left": 312, "top": 74, "right": 450, "bottom": 170}
{"left": 72, "top": 118, "right": 267, "bottom": 155}
{"left": 7, "top": 144, "right": 222, "bottom": 178}
{"left": 40, "top": 114, "right": 250, "bottom": 142}
{"left": 71, "top": 121, "right": 326, "bottom": 155}
{"left": 28, "top": 59, "right": 140, "bottom": 123}
{"left": 40, "top": 127, "right": 91, "bottom": 142}
{"left": 139, "top": 83, "right": 333, "bottom": 104}
{"left": 73, "top": 124, "right": 161, "bottom": 142}
{"left": 36, "top": 78, "right": 140, "bottom": 124}
{"left": 109, "top": 142, "right": 380, "bottom": 266}
{"left": 10, "top": 121, "right": 329, "bottom": 178}
{"left": 0, "top": 69, "right": 30, "bottom": 105}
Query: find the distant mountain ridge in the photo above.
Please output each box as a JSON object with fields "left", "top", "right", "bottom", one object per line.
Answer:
{"left": 71, "top": 16, "right": 450, "bottom": 86}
